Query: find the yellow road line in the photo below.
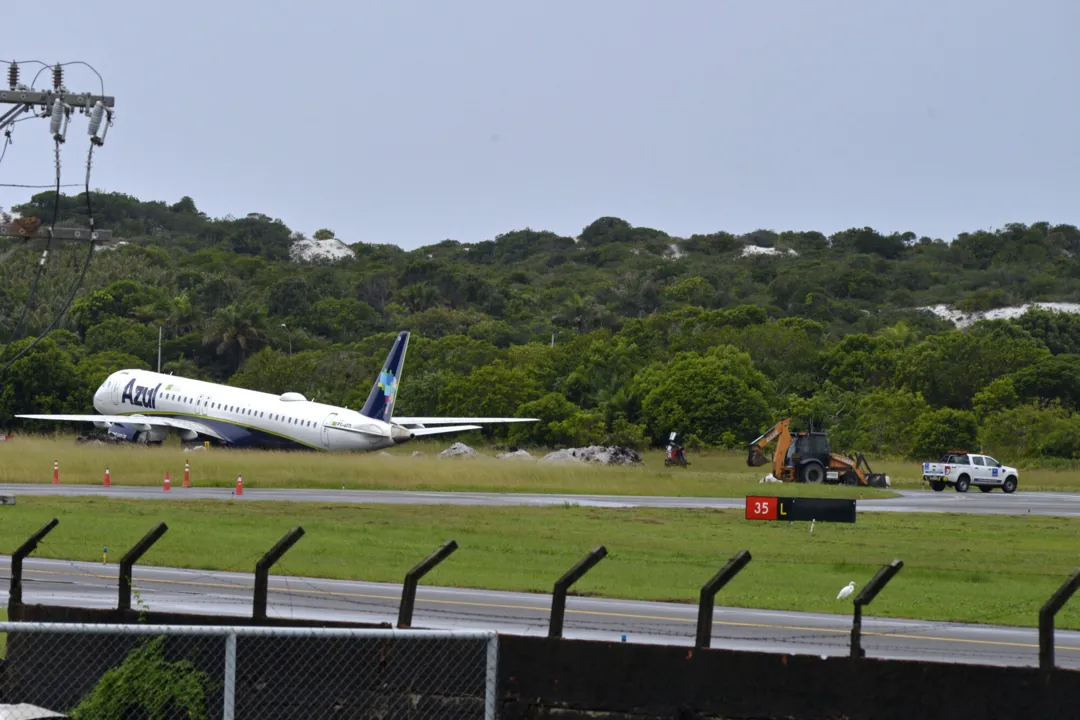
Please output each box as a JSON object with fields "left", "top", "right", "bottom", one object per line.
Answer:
{"left": 10, "top": 567, "right": 1080, "bottom": 652}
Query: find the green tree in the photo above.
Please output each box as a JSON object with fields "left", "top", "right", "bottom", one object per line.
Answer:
{"left": 847, "top": 388, "right": 929, "bottom": 455}
{"left": 897, "top": 327, "right": 1050, "bottom": 408}
{"left": 202, "top": 302, "right": 270, "bottom": 371}
{"left": 979, "top": 403, "right": 1077, "bottom": 459}
{"left": 909, "top": 408, "right": 978, "bottom": 459}
{"left": 0, "top": 334, "right": 84, "bottom": 427}
{"left": 438, "top": 362, "right": 544, "bottom": 432}
{"left": 84, "top": 318, "right": 159, "bottom": 366}
{"left": 632, "top": 346, "right": 774, "bottom": 446}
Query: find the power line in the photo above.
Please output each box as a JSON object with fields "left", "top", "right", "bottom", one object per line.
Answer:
{"left": 0, "top": 183, "right": 82, "bottom": 188}
{"left": 0, "top": 60, "right": 115, "bottom": 388}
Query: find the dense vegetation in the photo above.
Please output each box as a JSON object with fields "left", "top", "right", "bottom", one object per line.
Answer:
{"left": 3, "top": 190, "right": 1080, "bottom": 461}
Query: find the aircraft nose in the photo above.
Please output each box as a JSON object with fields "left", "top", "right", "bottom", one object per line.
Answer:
{"left": 390, "top": 425, "right": 412, "bottom": 444}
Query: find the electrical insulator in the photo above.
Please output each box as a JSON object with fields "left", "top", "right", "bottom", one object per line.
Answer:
{"left": 52, "top": 63, "right": 62, "bottom": 90}
{"left": 88, "top": 101, "right": 105, "bottom": 136}
{"left": 49, "top": 99, "right": 63, "bottom": 135}
{"left": 7, "top": 61, "right": 17, "bottom": 91}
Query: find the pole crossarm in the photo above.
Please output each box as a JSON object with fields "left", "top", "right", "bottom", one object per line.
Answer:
{"left": 0, "top": 223, "right": 112, "bottom": 242}
{"left": 0, "top": 88, "right": 115, "bottom": 109}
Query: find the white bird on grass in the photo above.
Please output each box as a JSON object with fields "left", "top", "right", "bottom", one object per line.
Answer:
{"left": 837, "top": 581, "right": 856, "bottom": 600}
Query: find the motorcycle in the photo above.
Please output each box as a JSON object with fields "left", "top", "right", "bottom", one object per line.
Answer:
{"left": 664, "top": 432, "right": 689, "bottom": 467}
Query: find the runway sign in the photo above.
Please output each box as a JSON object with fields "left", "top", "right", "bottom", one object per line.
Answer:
{"left": 746, "top": 496, "right": 856, "bottom": 523}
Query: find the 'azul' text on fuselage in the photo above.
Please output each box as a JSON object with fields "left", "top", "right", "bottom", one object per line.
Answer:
{"left": 122, "top": 379, "right": 162, "bottom": 409}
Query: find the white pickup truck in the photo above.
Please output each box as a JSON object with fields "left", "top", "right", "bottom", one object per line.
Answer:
{"left": 921, "top": 452, "right": 1018, "bottom": 493}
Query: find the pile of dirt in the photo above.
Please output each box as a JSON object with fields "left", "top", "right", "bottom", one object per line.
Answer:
{"left": 541, "top": 446, "right": 642, "bottom": 466}
{"left": 438, "top": 442, "right": 477, "bottom": 458}
{"left": 496, "top": 449, "right": 535, "bottom": 461}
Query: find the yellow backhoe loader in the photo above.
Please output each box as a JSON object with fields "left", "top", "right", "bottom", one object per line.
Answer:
{"left": 746, "top": 418, "right": 889, "bottom": 488}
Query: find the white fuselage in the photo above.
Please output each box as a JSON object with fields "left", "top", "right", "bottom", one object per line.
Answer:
{"left": 94, "top": 369, "right": 405, "bottom": 451}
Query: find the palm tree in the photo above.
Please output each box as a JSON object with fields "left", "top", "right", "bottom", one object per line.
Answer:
{"left": 168, "top": 293, "right": 197, "bottom": 336}
{"left": 202, "top": 302, "right": 269, "bottom": 371}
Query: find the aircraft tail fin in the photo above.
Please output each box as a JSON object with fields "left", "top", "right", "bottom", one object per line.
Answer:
{"left": 359, "top": 331, "right": 409, "bottom": 422}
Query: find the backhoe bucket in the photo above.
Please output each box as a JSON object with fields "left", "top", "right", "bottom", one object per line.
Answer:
{"left": 747, "top": 446, "right": 768, "bottom": 467}
{"left": 867, "top": 473, "right": 890, "bottom": 489}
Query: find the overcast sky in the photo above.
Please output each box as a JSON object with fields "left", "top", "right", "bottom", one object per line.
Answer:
{"left": 3, "top": 0, "right": 1078, "bottom": 250}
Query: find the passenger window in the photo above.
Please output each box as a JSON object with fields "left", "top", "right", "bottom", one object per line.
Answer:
{"left": 972, "top": 457, "right": 985, "bottom": 466}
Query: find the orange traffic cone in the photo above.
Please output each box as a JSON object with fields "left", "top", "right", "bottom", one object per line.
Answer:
{"left": 235, "top": 474, "right": 243, "bottom": 495}
{"left": 163, "top": 472, "right": 171, "bottom": 492}
{"left": 53, "top": 460, "right": 59, "bottom": 484}
{"left": 103, "top": 467, "right": 111, "bottom": 488}
{"left": 183, "top": 460, "right": 191, "bottom": 488}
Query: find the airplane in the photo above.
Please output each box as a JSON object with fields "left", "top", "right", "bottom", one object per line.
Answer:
{"left": 16, "top": 331, "right": 538, "bottom": 452}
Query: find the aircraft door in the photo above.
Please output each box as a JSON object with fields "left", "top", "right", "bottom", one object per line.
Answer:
{"left": 110, "top": 379, "right": 120, "bottom": 407}
{"left": 322, "top": 412, "right": 338, "bottom": 449}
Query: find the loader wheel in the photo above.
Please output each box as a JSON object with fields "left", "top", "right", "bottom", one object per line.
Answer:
{"left": 1003, "top": 476, "right": 1017, "bottom": 494}
{"left": 955, "top": 475, "right": 970, "bottom": 493}
{"left": 840, "top": 470, "right": 859, "bottom": 486}
{"left": 930, "top": 481, "right": 945, "bottom": 492}
{"left": 800, "top": 462, "right": 825, "bottom": 484}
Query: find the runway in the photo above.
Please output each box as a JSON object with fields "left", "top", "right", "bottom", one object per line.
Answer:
{"left": 1, "top": 483, "right": 1079, "bottom": 517}
{"left": 0, "top": 556, "right": 1075, "bottom": 669}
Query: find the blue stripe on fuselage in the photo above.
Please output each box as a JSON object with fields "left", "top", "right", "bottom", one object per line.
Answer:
{"left": 195, "top": 418, "right": 312, "bottom": 450}
{"left": 111, "top": 415, "right": 314, "bottom": 451}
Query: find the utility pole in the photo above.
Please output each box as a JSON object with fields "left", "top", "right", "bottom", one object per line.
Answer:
{"left": 0, "top": 61, "right": 115, "bottom": 243}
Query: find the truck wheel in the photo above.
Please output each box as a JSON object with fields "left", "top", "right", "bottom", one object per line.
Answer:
{"left": 978, "top": 485, "right": 993, "bottom": 493}
{"left": 800, "top": 462, "right": 825, "bottom": 484}
{"left": 955, "top": 475, "right": 970, "bottom": 493}
{"left": 930, "top": 481, "right": 945, "bottom": 492}
{"left": 1003, "top": 476, "right": 1017, "bottom": 494}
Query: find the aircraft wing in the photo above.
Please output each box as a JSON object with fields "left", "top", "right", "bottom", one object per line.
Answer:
{"left": 394, "top": 417, "right": 538, "bottom": 425}
{"left": 15, "top": 414, "right": 226, "bottom": 441}
{"left": 408, "top": 425, "right": 483, "bottom": 436}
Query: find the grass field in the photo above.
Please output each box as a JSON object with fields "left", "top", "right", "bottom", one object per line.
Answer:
{"left": 3, "top": 496, "right": 1080, "bottom": 630}
{"left": 3, "top": 434, "right": 1079, "bottom": 495}
{"left": 0, "top": 436, "right": 898, "bottom": 499}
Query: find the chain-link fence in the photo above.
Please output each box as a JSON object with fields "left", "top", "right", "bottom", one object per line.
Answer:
{"left": 0, "top": 622, "right": 498, "bottom": 719}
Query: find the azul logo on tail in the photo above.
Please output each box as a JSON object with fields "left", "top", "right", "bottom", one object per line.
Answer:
{"left": 377, "top": 370, "right": 398, "bottom": 419}
{"left": 121, "top": 379, "right": 162, "bottom": 409}
{"left": 360, "top": 330, "right": 409, "bottom": 423}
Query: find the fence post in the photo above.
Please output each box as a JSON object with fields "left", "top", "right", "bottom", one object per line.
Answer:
{"left": 118, "top": 522, "right": 169, "bottom": 612}
{"left": 695, "top": 549, "right": 752, "bottom": 649}
{"left": 484, "top": 633, "right": 498, "bottom": 720}
{"left": 1039, "top": 566, "right": 1080, "bottom": 671}
{"left": 253, "top": 526, "right": 305, "bottom": 620}
{"left": 223, "top": 631, "right": 237, "bottom": 720}
{"left": 850, "top": 559, "right": 903, "bottom": 660}
{"left": 9, "top": 518, "right": 59, "bottom": 612}
{"left": 397, "top": 540, "right": 458, "bottom": 628}
{"left": 549, "top": 546, "right": 607, "bottom": 639}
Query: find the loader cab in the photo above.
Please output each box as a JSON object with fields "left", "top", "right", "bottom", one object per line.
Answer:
{"left": 783, "top": 431, "right": 832, "bottom": 483}
{"left": 786, "top": 431, "right": 831, "bottom": 465}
